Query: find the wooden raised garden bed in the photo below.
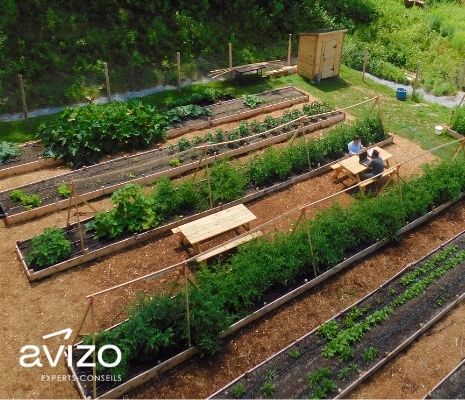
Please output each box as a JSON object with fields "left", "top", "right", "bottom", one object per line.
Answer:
{"left": 16, "top": 135, "right": 392, "bottom": 282}
{"left": 67, "top": 191, "right": 462, "bottom": 399}
{"left": 1, "top": 110, "right": 344, "bottom": 225}
{"left": 212, "top": 229, "right": 465, "bottom": 399}
{"left": 425, "top": 358, "right": 465, "bottom": 399}
{"left": 0, "top": 141, "right": 61, "bottom": 180}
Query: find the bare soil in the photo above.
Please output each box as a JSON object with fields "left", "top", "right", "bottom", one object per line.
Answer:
{"left": 0, "top": 132, "right": 445, "bottom": 399}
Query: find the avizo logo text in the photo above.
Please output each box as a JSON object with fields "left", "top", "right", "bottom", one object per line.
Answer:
{"left": 19, "top": 328, "right": 121, "bottom": 369}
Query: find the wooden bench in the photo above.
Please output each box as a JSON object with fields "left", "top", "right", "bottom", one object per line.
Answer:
{"left": 195, "top": 230, "right": 263, "bottom": 263}
{"left": 359, "top": 169, "right": 397, "bottom": 193}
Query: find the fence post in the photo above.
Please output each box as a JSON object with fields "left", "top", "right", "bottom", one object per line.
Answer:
{"left": 18, "top": 74, "right": 28, "bottom": 121}
{"left": 103, "top": 62, "right": 112, "bottom": 102}
{"left": 362, "top": 49, "right": 368, "bottom": 82}
{"left": 287, "top": 34, "right": 292, "bottom": 66}
{"left": 176, "top": 51, "right": 181, "bottom": 89}
{"left": 412, "top": 63, "right": 420, "bottom": 98}
{"left": 228, "top": 42, "right": 233, "bottom": 69}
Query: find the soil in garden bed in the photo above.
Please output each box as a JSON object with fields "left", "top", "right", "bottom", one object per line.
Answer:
{"left": 0, "top": 142, "right": 46, "bottom": 171}
{"left": 427, "top": 361, "right": 465, "bottom": 399}
{"left": 214, "top": 235, "right": 465, "bottom": 399}
{"left": 0, "top": 111, "right": 340, "bottom": 219}
{"left": 169, "top": 86, "right": 306, "bottom": 131}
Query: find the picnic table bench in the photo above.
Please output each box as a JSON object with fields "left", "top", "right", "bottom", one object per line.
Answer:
{"left": 331, "top": 146, "right": 393, "bottom": 186}
{"left": 172, "top": 204, "right": 260, "bottom": 260}
{"left": 235, "top": 62, "right": 268, "bottom": 79}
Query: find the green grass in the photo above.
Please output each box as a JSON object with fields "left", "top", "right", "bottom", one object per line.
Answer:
{"left": 0, "top": 67, "right": 458, "bottom": 161}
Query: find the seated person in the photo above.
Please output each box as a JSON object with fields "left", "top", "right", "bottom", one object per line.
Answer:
{"left": 361, "top": 149, "right": 384, "bottom": 180}
{"left": 348, "top": 135, "right": 363, "bottom": 155}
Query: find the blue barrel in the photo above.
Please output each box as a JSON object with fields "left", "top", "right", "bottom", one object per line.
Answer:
{"left": 396, "top": 88, "right": 407, "bottom": 101}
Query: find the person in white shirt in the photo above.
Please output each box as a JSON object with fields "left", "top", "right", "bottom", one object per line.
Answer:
{"left": 348, "top": 135, "right": 363, "bottom": 155}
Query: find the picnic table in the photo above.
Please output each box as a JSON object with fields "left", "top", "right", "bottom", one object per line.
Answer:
{"left": 172, "top": 204, "right": 258, "bottom": 255}
{"left": 235, "top": 62, "right": 268, "bottom": 79}
{"left": 332, "top": 146, "right": 394, "bottom": 186}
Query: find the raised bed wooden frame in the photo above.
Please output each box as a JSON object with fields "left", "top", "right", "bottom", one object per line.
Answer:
{"left": 16, "top": 135, "right": 392, "bottom": 282}
{"left": 3, "top": 111, "right": 344, "bottom": 226}
{"left": 67, "top": 191, "right": 463, "bottom": 399}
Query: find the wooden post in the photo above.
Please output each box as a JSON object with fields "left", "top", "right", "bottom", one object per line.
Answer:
{"left": 301, "top": 120, "right": 312, "bottom": 170}
{"left": 18, "top": 74, "right": 28, "bottom": 121}
{"left": 184, "top": 265, "right": 192, "bottom": 348}
{"left": 90, "top": 298, "right": 97, "bottom": 399}
{"left": 362, "top": 49, "right": 368, "bottom": 82}
{"left": 103, "top": 62, "right": 112, "bottom": 102}
{"left": 301, "top": 208, "right": 317, "bottom": 276}
{"left": 287, "top": 34, "right": 292, "bottom": 66}
{"left": 66, "top": 182, "right": 75, "bottom": 228}
{"left": 205, "top": 163, "right": 213, "bottom": 209}
{"left": 72, "top": 298, "right": 93, "bottom": 345}
{"left": 412, "top": 63, "right": 420, "bottom": 98}
{"left": 176, "top": 51, "right": 181, "bottom": 89}
{"left": 192, "top": 146, "right": 207, "bottom": 181}
{"left": 228, "top": 43, "right": 233, "bottom": 69}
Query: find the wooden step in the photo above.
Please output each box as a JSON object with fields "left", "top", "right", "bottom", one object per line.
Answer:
{"left": 195, "top": 230, "right": 263, "bottom": 263}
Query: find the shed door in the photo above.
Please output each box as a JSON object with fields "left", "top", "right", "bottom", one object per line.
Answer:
{"left": 320, "top": 39, "right": 338, "bottom": 78}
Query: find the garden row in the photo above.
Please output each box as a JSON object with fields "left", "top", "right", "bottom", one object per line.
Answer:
{"left": 0, "top": 102, "right": 341, "bottom": 225}
{"left": 0, "top": 86, "right": 308, "bottom": 173}
{"left": 16, "top": 114, "right": 386, "bottom": 280}
{"left": 426, "top": 358, "right": 465, "bottom": 399}
{"left": 214, "top": 234, "right": 465, "bottom": 399}
{"left": 69, "top": 157, "right": 465, "bottom": 398}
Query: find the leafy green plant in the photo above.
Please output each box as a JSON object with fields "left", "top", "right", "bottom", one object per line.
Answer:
{"left": 259, "top": 381, "right": 277, "bottom": 398}
{"left": 166, "top": 104, "right": 210, "bottom": 124}
{"left": 288, "top": 347, "right": 301, "bottom": 359}
{"left": 362, "top": 346, "right": 379, "bottom": 364}
{"left": 0, "top": 141, "right": 20, "bottom": 164}
{"left": 230, "top": 383, "right": 246, "bottom": 399}
{"left": 318, "top": 320, "right": 340, "bottom": 341}
{"left": 243, "top": 94, "right": 264, "bottom": 108}
{"left": 169, "top": 158, "right": 181, "bottom": 167}
{"left": 57, "top": 183, "right": 71, "bottom": 198}
{"left": 337, "top": 363, "right": 359, "bottom": 380}
{"left": 209, "top": 161, "right": 247, "bottom": 203}
{"left": 177, "top": 138, "right": 192, "bottom": 152}
{"left": 10, "top": 189, "right": 42, "bottom": 209}
{"left": 308, "top": 368, "right": 336, "bottom": 399}
{"left": 26, "top": 227, "right": 72, "bottom": 268}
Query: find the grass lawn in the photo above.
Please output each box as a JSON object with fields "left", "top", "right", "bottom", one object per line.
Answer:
{"left": 0, "top": 66, "right": 458, "bottom": 159}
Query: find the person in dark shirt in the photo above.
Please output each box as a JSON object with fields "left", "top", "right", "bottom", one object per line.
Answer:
{"left": 361, "top": 149, "right": 384, "bottom": 180}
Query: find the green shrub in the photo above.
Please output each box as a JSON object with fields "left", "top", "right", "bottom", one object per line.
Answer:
{"left": 26, "top": 227, "right": 72, "bottom": 268}
{"left": 452, "top": 106, "right": 465, "bottom": 134}
{"left": 169, "top": 158, "right": 181, "bottom": 167}
{"left": 0, "top": 141, "right": 20, "bottom": 164}
{"left": 57, "top": 183, "right": 71, "bottom": 198}
{"left": 209, "top": 161, "right": 247, "bottom": 203}
{"left": 230, "top": 383, "right": 246, "bottom": 399}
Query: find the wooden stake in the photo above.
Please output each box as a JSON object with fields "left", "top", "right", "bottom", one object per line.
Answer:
{"left": 206, "top": 163, "right": 213, "bottom": 209}
{"left": 72, "top": 298, "right": 93, "bottom": 345}
{"left": 184, "top": 265, "right": 191, "bottom": 348}
{"left": 66, "top": 182, "right": 75, "bottom": 228}
{"left": 176, "top": 52, "right": 181, "bottom": 89}
{"left": 228, "top": 43, "right": 233, "bottom": 69}
{"left": 412, "top": 63, "right": 420, "bottom": 98}
{"left": 301, "top": 121, "right": 312, "bottom": 170}
{"left": 103, "top": 62, "right": 112, "bottom": 102}
{"left": 302, "top": 209, "right": 317, "bottom": 276}
{"left": 193, "top": 146, "right": 207, "bottom": 181}
{"left": 453, "top": 138, "right": 465, "bottom": 160}
{"left": 287, "top": 34, "right": 292, "bottom": 66}
{"left": 90, "top": 298, "right": 97, "bottom": 399}
{"left": 362, "top": 49, "right": 368, "bottom": 82}
{"left": 18, "top": 74, "right": 28, "bottom": 121}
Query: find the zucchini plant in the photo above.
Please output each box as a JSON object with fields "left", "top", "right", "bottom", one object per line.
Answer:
{"left": 0, "top": 141, "right": 20, "bottom": 164}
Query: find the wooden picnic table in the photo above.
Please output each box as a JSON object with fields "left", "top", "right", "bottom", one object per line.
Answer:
{"left": 173, "top": 204, "right": 257, "bottom": 254}
{"left": 235, "top": 62, "right": 268, "bottom": 78}
{"left": 332, "top": 146, "right": 393, "bottom": 185}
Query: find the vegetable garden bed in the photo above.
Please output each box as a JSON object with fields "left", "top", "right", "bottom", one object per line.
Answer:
{"left": 426, "top": 358, "right": 465, "bottom": 399}
{"left": 212, "top": 230, "right": 465, "bottom": 399}
{"left": 66, "top": 181, "right": 465, "bottom": 399}
{"left": 0, "top": 108, "right": 344, "bottom": 225}
{"left": 16, "top": 132, "right": 391, "bottom": 281}
{"left": 0, "top": 141, "right": 60, "bottom": 179}
{"left": 166, "top": 86, "right": 309, "bottom": 138}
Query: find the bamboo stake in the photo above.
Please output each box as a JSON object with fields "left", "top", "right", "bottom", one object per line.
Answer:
{"left": 302, "top": 209, "right": 317, "bottom": 277}
{"left": 184, "top": 265, "right": 192, "bottom": 348}
{"left": 206, "top": 162, "right": 213, "bottom": 209}
{"left": 66, "top": 181, "right": 75, "bottom": 228}
{"left": 74, "top": 186, "right": 86, "bottom": 253}
{"left": 90, "top": 298, "right": 97, "bottom": 399}
{"left": 453, "top": 138, "right": 465, "bottom": 160}
{"left": 193, "top": 146, "right": 208, "bottom": 181}
{"left": 301, "top": 121, "right": 312, "bottom": 170}
{"left": 72, "top": 298, "right": 93, "bottom": 345}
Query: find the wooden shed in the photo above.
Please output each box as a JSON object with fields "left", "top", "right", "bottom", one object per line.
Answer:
{"left": 297, "top": 29, "right": 347, "bottom": 81}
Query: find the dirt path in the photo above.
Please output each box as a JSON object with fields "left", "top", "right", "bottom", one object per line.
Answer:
{"left": 0, "top": 132, "right": 437, "bottom": 398}
{"left": 350, "top": 299, "right": 465, "bottom": 399}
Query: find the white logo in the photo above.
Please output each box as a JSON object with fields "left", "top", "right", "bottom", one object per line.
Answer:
{"left": 19, "top": 328, "right": 121, "bottom": 369}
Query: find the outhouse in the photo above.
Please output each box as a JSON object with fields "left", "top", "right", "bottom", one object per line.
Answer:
{"left": 297, "top": 29, "right": 347, "bottom": 81}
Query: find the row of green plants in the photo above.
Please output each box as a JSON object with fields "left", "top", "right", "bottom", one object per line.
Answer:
{"left": 170, "top": 102, "right": 333, "bottom": 153}
{"left": 81, "top": 157, "right": 465, "bottom": 382}
{"left": 228, "top": 242, "right": 465, "bottom": 399}
{"left": 23, "top": 113, "right": 386, "bottom": 268}
{"left": 452, "top": 106, "right": 465, "bottom": 135}
{"left": 8, "top": 183, "right": 71, "bottom": 212}
{"left": 36, "top": 101, "right": 209, "bottom": 167}
{"left": 0, "top": 141, "right": 20, "bottom": 164}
